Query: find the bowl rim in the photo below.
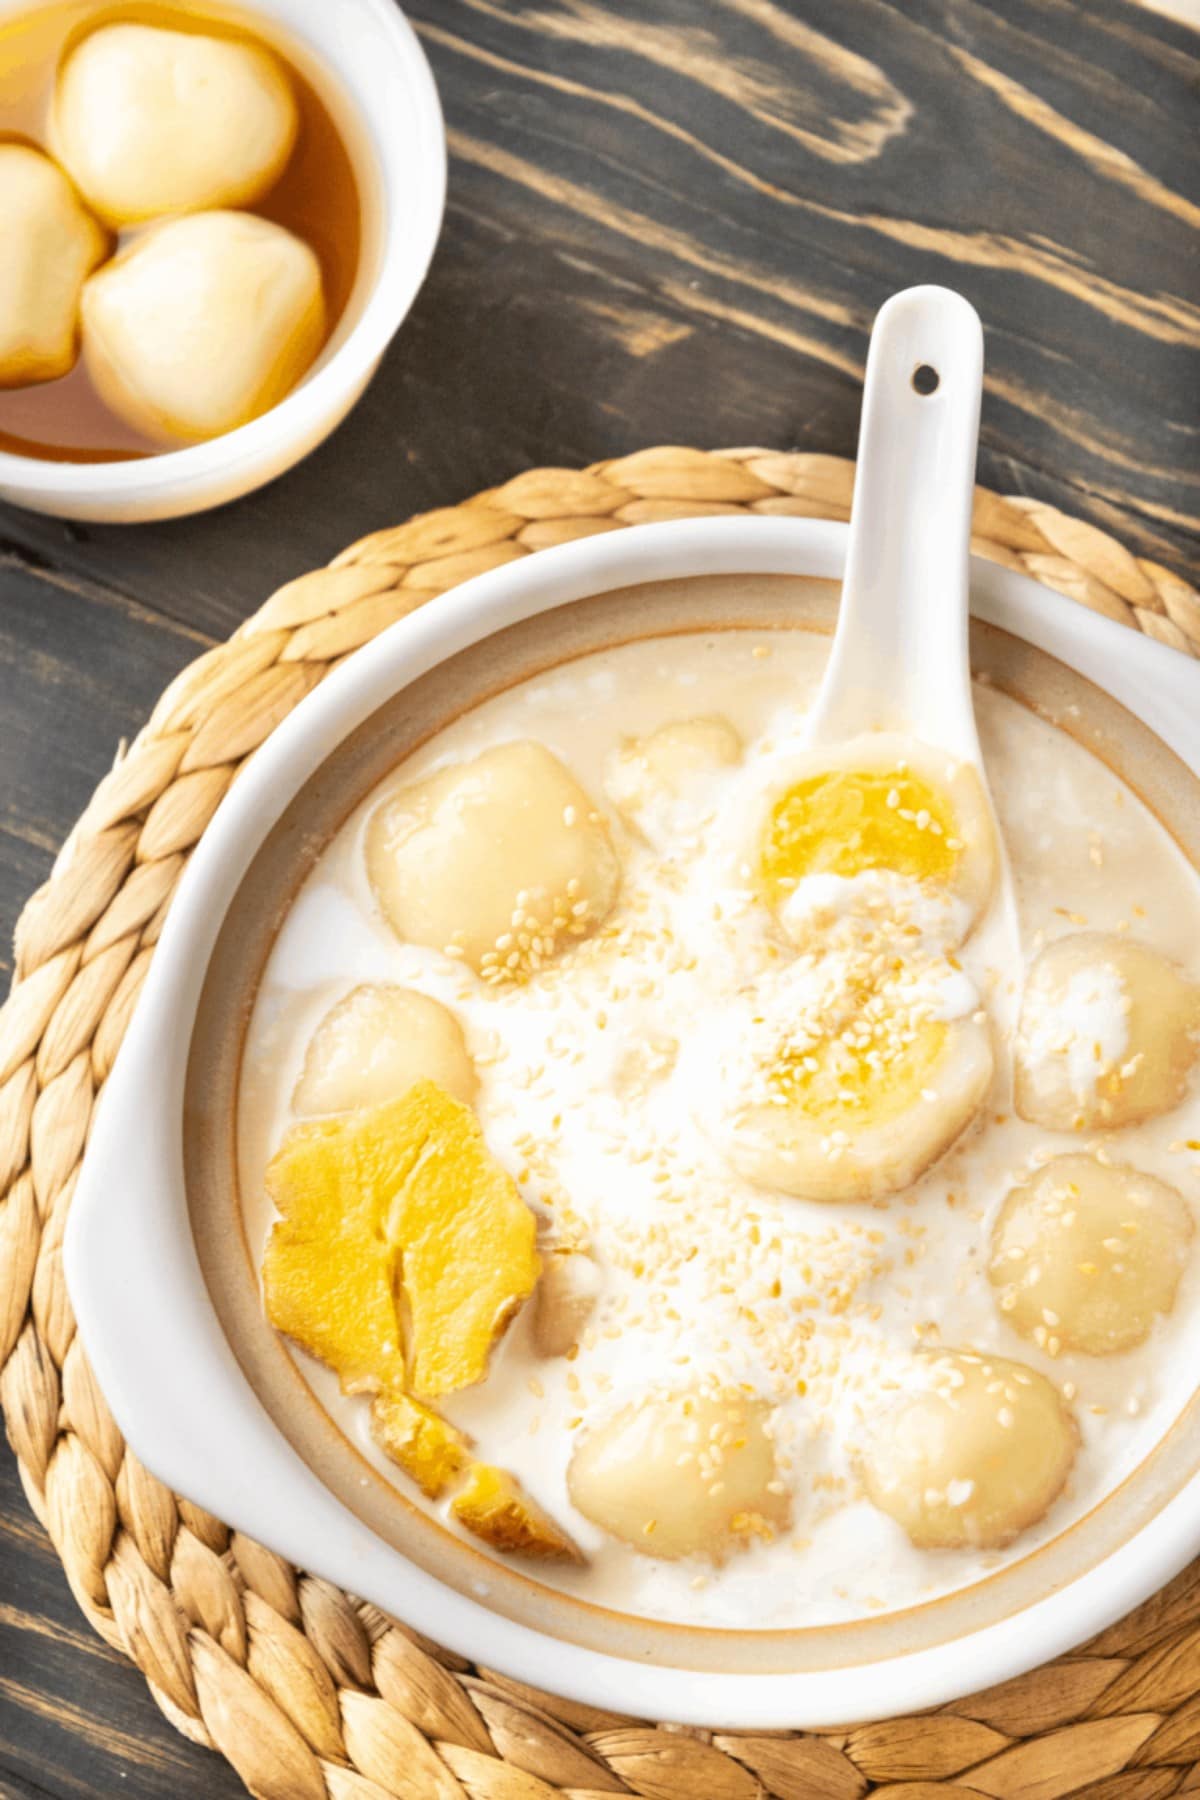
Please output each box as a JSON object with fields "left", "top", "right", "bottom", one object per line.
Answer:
{"left": 0, "top": 0, "right": 446, "bottom": 503}
{"left": 64, "top": 515, "right": 1200, "bottom": 1727}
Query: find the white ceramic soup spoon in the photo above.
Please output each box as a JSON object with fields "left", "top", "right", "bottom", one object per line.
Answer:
{"left": 809, "top": 283, "right": 983, "bottom": 752}
{"left": 807, "top": 283, "right": 1020, "bottom": 958}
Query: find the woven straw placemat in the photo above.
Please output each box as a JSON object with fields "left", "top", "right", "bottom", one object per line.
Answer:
{"left": 3, "top": 447, "right": 1200, "bottom": 1800}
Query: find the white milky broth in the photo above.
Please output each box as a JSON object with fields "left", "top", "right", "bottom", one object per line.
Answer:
{"left": 238, "top": 628, "right": 1200, "bottom": 1628}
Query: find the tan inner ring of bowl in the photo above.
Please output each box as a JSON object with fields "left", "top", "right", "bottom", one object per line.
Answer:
{"left": 185, "top": 574, "right": 1200, "bottom": 1675}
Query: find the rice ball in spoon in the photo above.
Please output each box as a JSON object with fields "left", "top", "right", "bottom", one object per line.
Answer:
{"left": 50, "top": 22, "right": 298, "bottom": 225}
{"left": 81, "top": 211, "right": 325, "bottom": 444}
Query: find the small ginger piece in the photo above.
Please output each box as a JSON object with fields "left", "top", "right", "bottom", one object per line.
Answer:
{"left": 452, "top": 1462, "right": 583, "bottom": 1562}
{"left": 264, "top": 1082, "right": 539, "bottom": 1402}
{"left": 370, "top": 1393, "right": 469, "bottom": 1498}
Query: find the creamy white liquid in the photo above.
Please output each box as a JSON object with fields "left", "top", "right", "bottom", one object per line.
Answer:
{"left": 238, "top": 629, "right": 1200, "bottom": 1629}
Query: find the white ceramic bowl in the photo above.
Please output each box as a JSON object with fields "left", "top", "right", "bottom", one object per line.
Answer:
{"left": 0, "top": 0, "right": 444, "bottom": 522}
{"left": 65, "top": 518, "right": 1200, "bottom": 1727}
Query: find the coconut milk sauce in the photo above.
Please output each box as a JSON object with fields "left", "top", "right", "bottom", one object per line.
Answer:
{"left": 238, "top": 630, "right": 1200, "bottom": 1628}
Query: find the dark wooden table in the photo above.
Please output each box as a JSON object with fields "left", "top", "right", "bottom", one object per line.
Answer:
{"left": 1, "top": 1, "right": 1196, "bottom": 1793}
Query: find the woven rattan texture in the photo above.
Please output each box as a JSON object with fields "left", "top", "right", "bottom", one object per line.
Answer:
{"left": 3, "top": 448, "right": 1200, "bottom": 1800}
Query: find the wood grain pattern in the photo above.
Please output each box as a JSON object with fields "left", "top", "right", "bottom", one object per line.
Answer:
{"left": 0, "top": 0, "right": 1196, "bottom": 635}
{"left": 0, "top": 0, "right": 1196, "bottom": 1794}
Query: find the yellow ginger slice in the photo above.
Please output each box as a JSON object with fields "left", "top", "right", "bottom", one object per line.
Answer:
{"left": 452, "top": 1462, "right": 583, "bottom": 1562}
{"left": 387, "top": 1082, "right": 540, "bottom": 1397}
{"left": 264, "top": 1086, "right": 580, "bottom": 1558}
{"left": 263, "top": 1081, "right": 539, "bottom": 1402}
{"left": 263, "top": 1117, "right": 406, "bottom": 1397}
{"left": 370, "top": 1392, "right": 469, "bottom": 1499}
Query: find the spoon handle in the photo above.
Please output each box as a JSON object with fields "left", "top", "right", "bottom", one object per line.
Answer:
{"left": 808, "top": 285, "right": 984, "bottom": 755}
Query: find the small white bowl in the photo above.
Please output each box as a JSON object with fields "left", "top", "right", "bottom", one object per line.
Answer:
{"left": 64, "top": 516, "right": 1200, "bottom": 1728}
{"left": 0, "top": 0, "right": 444, "bottom": 522}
